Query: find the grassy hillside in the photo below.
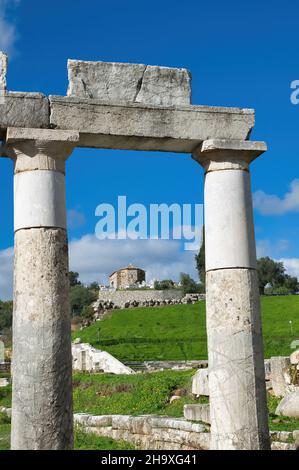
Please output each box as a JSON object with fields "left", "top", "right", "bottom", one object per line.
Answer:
{"left": 73, "top": 295, "right": 299, "bottom": 361}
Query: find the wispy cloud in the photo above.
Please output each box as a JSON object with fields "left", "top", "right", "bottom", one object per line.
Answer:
{"left": 67, "top": 208, "right": 86, "bottom": 229}
{"left": 0, "top": 0, "right": 20, "bottom": 55}
{"left": 254, "top": 179, "right": 299, "bottom": 215}
{"left": 256, "top": 238, "right": 290, "bottom": 258}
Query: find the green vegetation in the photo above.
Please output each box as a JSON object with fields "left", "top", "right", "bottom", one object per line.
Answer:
{"left": 0, "top": 301, "right": 12, "bottom": 331}
{"left": 268, "top": 394, "right": 299, "bottom": 432}
{"left": 0, "top": 383, "right": 12, "bottom": 408}
{"left": 0, "top": 420, "right": 135, "bottom": 451}
{"left": 1, "top": 370, "right": 299, "bottom": 450}
{"left": 73, "top": 370, "right": 197, "bottom": 417}
{"left": 74, "top": 427, "right": 135, "bottom": 450}
{"left": 73, "top": 295, "right": 299, "bottom": 361}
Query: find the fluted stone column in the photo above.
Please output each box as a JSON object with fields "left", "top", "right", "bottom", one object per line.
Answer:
{"left": 5, "top": 127, "right": 79, "bottom": 450}
{"left": 193, "top": 139, "right": 270, "bottom": 450}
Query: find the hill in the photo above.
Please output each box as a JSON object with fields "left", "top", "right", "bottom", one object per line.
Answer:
{"left": 73, "top": 295, "right": 299, "bottom": 361}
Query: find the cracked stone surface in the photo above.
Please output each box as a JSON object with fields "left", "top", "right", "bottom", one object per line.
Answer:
{"left": 206, "top": 268, "right": 270, "bottom": 450}
{"left": 11, "top": 228, "right": 73, "bottom": 450}
{"left": 67, "top": 60, "right": 191, "bottom": 106}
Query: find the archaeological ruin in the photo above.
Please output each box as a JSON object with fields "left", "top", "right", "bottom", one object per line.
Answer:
{"left": 0, "top": 53, "right": 270, "bottom": 450}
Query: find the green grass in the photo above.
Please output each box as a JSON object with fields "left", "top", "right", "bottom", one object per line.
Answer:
{"left": 74, "top": 427, "right": 135, "bottom": 450}
{"left": 73, "top": 369, "right": 197, "bottom": 417}
{"left": 73, "top": 296, "right": 299, "bottom": 361}
{"left": 0, "top": 384, "right": 12, "bottom": 408}
{"left": 268, "top": 394, "right": 299, "bottom": 432}
{"left": 0, "top": 421, "right": 135, "bottom": 451}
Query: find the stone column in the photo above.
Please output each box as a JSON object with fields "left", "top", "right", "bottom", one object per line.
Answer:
{"left": 192, "top": 139, "right": 270, "bottom": 450}
{"left": 4, "top": 127, "right": 79, "bottom": 450}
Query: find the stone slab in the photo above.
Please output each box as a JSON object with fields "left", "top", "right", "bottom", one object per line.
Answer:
{"left": 271, "top": 356, "right": 291, "bottom": 397}
{"left": 290, "top": 349, "right": 299, "bottom": 365}
{"left": 67, "top": 60, "right": 191, "bottom": 106}
{"left": 275, "top": 390, "right": 299, "bottom": 418}
{"left": 49, "top": 96, "right": 255, "bottom": 152}
{"left": 0, "top": 93, "right": 49, "bottom": 137}
{"left": 184, "top": 404, "right": 211, "bottom": 424}
{"left": 192, "top": 368, "right": 209, "bottom": 396}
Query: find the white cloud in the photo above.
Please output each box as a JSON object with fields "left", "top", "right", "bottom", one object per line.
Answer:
{"left": 0, "top": 0, "right": 20, "bottom": 54}
{"left": 279, "top": 258, "right": 299, "bottom": 279}
{"left": 254, "top": 179, "right": 299, "bottom": 215}
{"left": 0, "top": 246, "right": 13, "bottom": 300}
{"left": 0, "top": 234, "right": 199, "bottom": 299}
{"left": 69, "top": 234, "right": 198, "bottom": 286}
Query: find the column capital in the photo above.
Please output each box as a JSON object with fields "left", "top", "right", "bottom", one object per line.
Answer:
{"left": 3, "top": 127, "right": 79, "bottom": 173}
{"left": 192, "top": 139, "right": 267, "bottom": 172}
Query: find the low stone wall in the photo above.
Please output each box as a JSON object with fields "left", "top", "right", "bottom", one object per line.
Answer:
{"left": 74, "top": 414, "right": 210, "bottom": 450}
{"left": 96, "top": 289, "right": 184, "bottom": 309}
{"left": 124, "top": 360, "right": 208, "bottom": 372}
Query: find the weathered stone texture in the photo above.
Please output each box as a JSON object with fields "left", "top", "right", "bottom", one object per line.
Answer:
{"left": 290, "top": 349, "right": 299, "bottom": 365}
{"left": 191, "top": 368, "right": 209, "bottom": 396}
{"left": 275, "top": 390, "right": 299, "bottom": 419}
{"left": 11, "top": 228, "right": 73, "bottom": 450}
{"left": 74, "top": 414, "right": 209, "bottom": 450}
{"left": 49, "top": 96, "right": 255, "bottom": 152}
{"left": 0, "top": 52, "right": 7, "bottom": 92}
{"left": 0, "top": 93, "right": 49, "bottom": 136}
{"left": 270, "top": 356, "right": 291, "bottom": 397}
{"left": 206, "top": 268, "right": 269, "bottom": 450}
{"left": 67, "top": 60, "right": 191, "bottom": 106}
{"left": 184, "top": 404, "right": 211, "bottom": 424}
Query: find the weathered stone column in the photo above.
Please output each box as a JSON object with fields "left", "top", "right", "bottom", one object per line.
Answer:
{"left": 192, "top": 139, "right": 270, "bottom": 450}
{"left": 4, "top": 127, "right": 79, "bottom": 450}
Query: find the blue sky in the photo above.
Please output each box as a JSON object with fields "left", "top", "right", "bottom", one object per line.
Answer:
{"left": 0, "top": 0, "right": 299, "bottom": 298}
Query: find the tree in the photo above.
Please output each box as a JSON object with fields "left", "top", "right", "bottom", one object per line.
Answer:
{"left": 180, "top": 273, "right": 199, "bottom": 295}
{"left": 0, "top": 300, "right": 13, "bottom": 330}
{"left": 283, "top": 275, "right": 299, "bottom": 293}
{"left": 257, "top": 257, "right": 286, "bottom": 294}
{"left": 154, "top": 279, "right": 174, "bottom": 290}
{"left": 70, "top": 284, "right": 94, "bottom": 316}
{"left": 69, "top": 271, "right": 81, "bottom": 287}
{"left": 195, "top": 227, "right": 205, "bottom": 286}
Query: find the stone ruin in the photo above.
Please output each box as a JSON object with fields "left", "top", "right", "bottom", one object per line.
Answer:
{"left": 0, "top": 52, "right": 270, "bottom": 450}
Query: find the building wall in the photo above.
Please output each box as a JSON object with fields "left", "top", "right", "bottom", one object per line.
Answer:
{"left": 109, "top": 268, "right": 145, "bottom": 289}
{"left": 97, "top": 289, "right": 184, "bottom": 308}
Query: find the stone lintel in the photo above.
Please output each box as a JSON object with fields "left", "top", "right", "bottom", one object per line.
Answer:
{"left": 49, "top": 96, "right": 255, "bottom": 152}
{"left": 193, "top": 139, "right": 267, "bottom": 171}
{"left": 0, "top": 92, "right": 49, "bottom": 137}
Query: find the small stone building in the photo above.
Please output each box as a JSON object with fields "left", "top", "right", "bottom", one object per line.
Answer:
{"left": 109, "top": 264, "right": 145, "bottom": 289}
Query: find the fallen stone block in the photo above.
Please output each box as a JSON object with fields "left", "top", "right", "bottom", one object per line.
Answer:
{"left": 275, "top": 390, "right": 299, "bottom": 418}
{"left": 270, "top": 356, "right": 291, "bottom": 396}
{"left": 67, "top": 60, "right": 191, "bottom": 106}
{"left": 290, "top": 349, "right": 299, "bottom": 365}
{"left": 184, "top": 404, "right": 210, "bottom": 424}
{"left": 192, "top": 368, "right": 209, "bottom": 396}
